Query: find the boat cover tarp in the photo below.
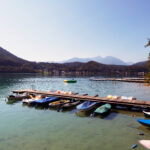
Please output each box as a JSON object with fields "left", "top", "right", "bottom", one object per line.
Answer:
{"left": 76, "top": 101, "right": 98, "bottom": 110}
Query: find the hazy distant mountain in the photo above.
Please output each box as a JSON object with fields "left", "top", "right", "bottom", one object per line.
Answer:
{"left": 61, "top": 56, "right": 133, "bottom": 65}
{"left": 61, "top": 57, "right": 91, "bottom": 63}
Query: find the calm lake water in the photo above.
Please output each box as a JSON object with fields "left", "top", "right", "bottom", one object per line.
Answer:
{"left": 0, "top": 74, "right": 150, "bottom": 150}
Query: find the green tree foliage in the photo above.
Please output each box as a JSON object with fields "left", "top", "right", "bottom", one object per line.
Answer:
{"left": 144, "top": 39, "right": 150, "bottom": 83}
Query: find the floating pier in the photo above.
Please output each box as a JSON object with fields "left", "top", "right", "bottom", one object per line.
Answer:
{"left": 12, "top": 89, "right": 150, "bottom": 110}
{"left": 90, "top": 78, "right": 145, "bottom": 83}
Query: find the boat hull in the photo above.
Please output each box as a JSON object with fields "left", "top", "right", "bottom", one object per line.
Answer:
{"left": 7, "top": 94, "right": 29, "bottom": 101}
{"left": 30, "top": 97, "right": 59, "bottom": 105}
{"left": 94, "top": 104, "right": 111, "bottom": 116}
{"left": 136, "top": 119, "right": 150, "bottom": 127}
{"left": 143, "top": 111, "right": 150, "bottom": 118}
{"left": 61, "top": 101, "right": 81, "bottom": 109}
{"left": 22, "top": 98, "right": 39, "bottom": 104}
{"left": 49, "top": 100, "right": 70, "bottom": 108}
{"left": 64, "top": 80, "right": 77, "bottom": 83}
{"left": 76, "top": 101, "right": 98, "bottom": 111}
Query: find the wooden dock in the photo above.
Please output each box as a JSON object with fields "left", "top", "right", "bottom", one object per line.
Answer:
{"left": 90, "top": 78, "right": 145, "bottom": 83}
{"left": 12, "top": 89, "right": 150, "bottom": 109}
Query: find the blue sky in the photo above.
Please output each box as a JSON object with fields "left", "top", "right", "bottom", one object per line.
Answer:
{"left": 0, "top": 0, "right": 150, "bottom": 63}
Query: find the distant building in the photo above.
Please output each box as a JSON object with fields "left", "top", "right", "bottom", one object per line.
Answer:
{"left": 138, "top": 72, "right": 145, "bottom": 77}
{"left": 53, "top": 70, "right": 59, "bottom": 76}
{"left": 61, "top": 71, "right": 66, "bottom": 76}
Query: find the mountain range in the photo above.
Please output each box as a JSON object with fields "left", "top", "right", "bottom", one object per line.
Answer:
{"left": 0, "top": 46, "right": 148, "bottom": 75}
{"left": 0, "top": 45, "right": 134, "bottom": 66}
{"left": 60, "top": 56, "right": 133, "bottom": 65}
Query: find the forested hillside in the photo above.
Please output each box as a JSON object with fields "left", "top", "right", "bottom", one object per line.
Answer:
{"left": 0, "top": 46, "right": 148, "bottom": 76}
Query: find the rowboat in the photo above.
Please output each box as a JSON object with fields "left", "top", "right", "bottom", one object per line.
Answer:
{"left": 139, "top": 140, "right": 150, "bottom": 149}
{"left": 30, "top": 97, "right": 59, "bottom": 105}
{"left": 49, "top": 100, "right": 70, "bottom": 108}
{"left": 64, "top": 80, "right": 77, "bottom": 83}
{"left": 7, "top": 93, "right": 30, "bottom": 101}
{"left": 143, "top": 111, "right": 150, "bottom": 117}
{"left": 76, "top": 101, "right": 98, "bottom": 111}
{"left": 22, "top": 95, "right": 42, "bottom": 104}
{"left": 94, "top": 104, "right": 111, "bottom": 116}
{"left": 136, "top": 119, "right": 150, "bottom": 127}
{"left": 61, "top": 100, "right": 81, "bottom": 109}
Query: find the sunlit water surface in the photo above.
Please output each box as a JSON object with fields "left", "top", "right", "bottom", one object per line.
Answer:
{"left": 0, "top": 74, "right": 150, "bottom": 150}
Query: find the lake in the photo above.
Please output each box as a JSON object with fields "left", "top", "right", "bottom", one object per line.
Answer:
{"left": 0, "top": 73, "right": 150, "bottom": 150}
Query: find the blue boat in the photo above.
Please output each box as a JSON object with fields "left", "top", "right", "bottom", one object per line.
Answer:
{"left": 30, "top": 96, "right": 59, "bottom": 105}
{"left": 136, "top": 119, "right": 150, "bottom": 127}
{"left": 76, "top": 101, "right": 98, "bottom": 111}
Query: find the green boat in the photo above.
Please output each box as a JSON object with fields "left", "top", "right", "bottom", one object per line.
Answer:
{"left": 94, "top": 103, "right": 111, "bottom": 115}
{"left": 64, "top": 80, "right": 77, "bottom": 83}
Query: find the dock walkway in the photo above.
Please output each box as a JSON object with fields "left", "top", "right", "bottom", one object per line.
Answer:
{"left": 90, "top": 78, "right": 145, "bottom": 83}
{"left": 13, "top": 89, "right": 150, "bottom": 109}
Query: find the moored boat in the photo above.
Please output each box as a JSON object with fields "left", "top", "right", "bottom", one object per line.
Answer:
{"left": 94, "top": 103, "right": 111, "bottom": 116}
{"left": 64, "top": 80, "right": 77, "bottom": 83}
{"left": 76, "top": 101, "right": 98, "bottom": 111}
{"left": 22, "top": 95, "right": 42, "bottom": 104}
{"left": 30, "top": 96, "right": 59, "bottom": 105}
{"left": 143, "top": 111, "right": 150, "bottom": 117}
{"left": 136, "top": 119, "right": 150, "bottom": 127}
{"left": 7, "top": 93, "right": 30, "bottom": 101}
{"left": 49, "top": 100, "right": 70, "bottom": 108}
{"left": 61, "top": 100, "right": 81, "bottom": 109}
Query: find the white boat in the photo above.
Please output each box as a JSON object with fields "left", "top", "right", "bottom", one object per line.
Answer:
{"left": 22, "top": 95, "right": 42, "bottom": 104}
{"left": 22, "top": 98, "right": 36, "bottom": 104}
{"left": 8, "top": 93, "right": 29, "bottom": 101}
{"left": 120, "top": 96, "right": 136, "bottom": 100}
{"left": 139, "top": 140, "right": 150, "bottom": 149}
{"left": 143, "top": 111, "right": 150, "bottom": 117}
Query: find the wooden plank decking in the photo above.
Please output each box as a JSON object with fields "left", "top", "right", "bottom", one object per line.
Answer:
{"left": 12, "top": 89, "right": 150, "bottom": 109}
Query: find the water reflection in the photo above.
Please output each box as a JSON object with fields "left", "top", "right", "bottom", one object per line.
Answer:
{"left": 2, "top": 74, "right": 150, "bottom": 150}
{"left": 6, "top": 99, "right": 147, "bottom": 118}
{"left": 115, "top": 109, "right": 144, "bottom": 117}
{"left": 6, "top": 99, "right": 21, "bottom": 105}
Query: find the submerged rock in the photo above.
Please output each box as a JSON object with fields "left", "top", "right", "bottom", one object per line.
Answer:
{"left": 131, "top": 144, "right": 138, "bottom": 149}
{"left": 138, "top": 131, "right": 144, "bottom": 135}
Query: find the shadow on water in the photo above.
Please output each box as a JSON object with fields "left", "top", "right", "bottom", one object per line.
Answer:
{"left": 76, "top": 109, "right": 119, "bottom": 120}
{"left": 22, "top": 102, "right": 49, "bottom": 111}
{"left": 91, "top": 108, "right": 145, "bottom": 120}
{"left": 34, "top": 104, "right": 50, "bottom": 110}
{"left": 137, "top": 125, "right": 150, "bottom": 132}
{"left": 49, "top": 105, "right": 78, "bottom": 114}
{"left": 115, "top": 109, "right": 144, "bottom": 117}
{"left": 76, "top": 109, "right": 96, "bottom": 117}
{"left": 60, "top": 107, "right": 78, "bottom": 114}
{"left": 15, "top": 100, "right": 146, "bottom": 120}
{"left": 49, "top": 107, "right": 64, "bottom": 113}
{"left": 6, "top": 99, "right": 21, "bottom": 105}
{"left": 98, "top": 111, "right": 118, "bottom": 120}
